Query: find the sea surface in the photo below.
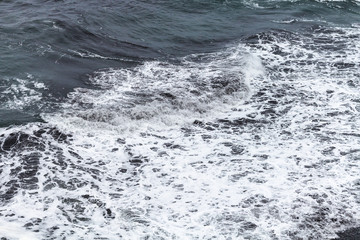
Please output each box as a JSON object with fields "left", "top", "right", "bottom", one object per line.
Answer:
{"left": 1, "top": 0, "right": 360, "bottom": 239}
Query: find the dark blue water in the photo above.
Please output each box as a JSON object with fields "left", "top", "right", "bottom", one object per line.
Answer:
{"left": 1, "top": 0, "right": 360, "bottom": 239}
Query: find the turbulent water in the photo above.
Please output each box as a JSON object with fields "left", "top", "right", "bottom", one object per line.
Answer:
{"left": 1, "top": 0, "right": 360, "bottom": 239}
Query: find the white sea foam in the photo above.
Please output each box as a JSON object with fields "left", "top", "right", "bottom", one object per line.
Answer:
{"left": 0, "top": 219, "right": 40, "bottom": 240}
{"left": 47, "top": 47, "right": 257, "bottom": 132}
{"left": 1, "top": 25, "right": 360, "bottom": 239}
{"left": 244, "top": 0, "right": 360, "bottom": 9}
{"left": 68, "top": 49, "right": 137, "bottom": 62}
{"left": 0, "top": 75, "right": 47, "bottom": 111}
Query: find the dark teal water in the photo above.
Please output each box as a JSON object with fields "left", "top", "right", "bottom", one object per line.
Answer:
{"left": 1, "top": 0, "right": 360, "bottom": 239}
{"left": 1, "top": 0, "right": 359, "bottom": 126}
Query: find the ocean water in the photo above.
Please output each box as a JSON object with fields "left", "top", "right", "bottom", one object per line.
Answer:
{"left": 1, "top": 0, "right": 360, "bottom": 239}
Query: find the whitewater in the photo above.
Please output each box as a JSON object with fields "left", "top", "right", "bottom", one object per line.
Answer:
{"left": 1, "top": 0, "right": 360, "bottom": 239}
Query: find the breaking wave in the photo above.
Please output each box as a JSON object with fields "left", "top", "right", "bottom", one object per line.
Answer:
{"left": 1, "top": 22, "right": 360, "bottom": 240}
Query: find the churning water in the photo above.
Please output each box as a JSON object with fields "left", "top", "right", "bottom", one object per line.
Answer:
{"left": 1, "top": 0, "right": 360, "bottom": 239}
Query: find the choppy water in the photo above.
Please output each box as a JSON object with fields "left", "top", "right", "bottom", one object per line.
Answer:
{"left": 1, "top": 0, "right": 360, "bottom": 239}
